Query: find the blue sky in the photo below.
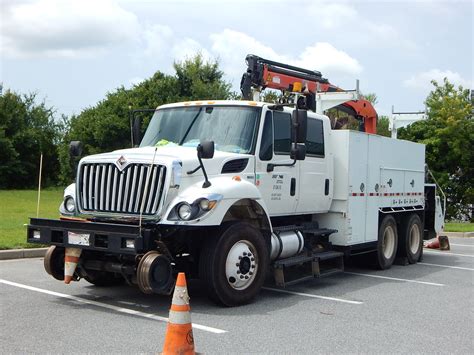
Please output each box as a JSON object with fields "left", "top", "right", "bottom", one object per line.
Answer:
{"left": 1, "top": 0, "right": 472, "bottom": 117}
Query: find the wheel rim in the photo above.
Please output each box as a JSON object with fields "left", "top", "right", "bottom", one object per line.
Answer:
{"left": 409, "top": 223, "right": 421, "bottom": 254}
{"left": 225, "top": 240, "right": 258, "bottom": 290}
{"left": 382, "top": 226, "right": 395, "bottom": 259}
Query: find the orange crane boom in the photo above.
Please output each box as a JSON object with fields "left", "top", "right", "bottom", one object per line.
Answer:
{"left": 240, "top": 54, "right": 377, "bottom": 134}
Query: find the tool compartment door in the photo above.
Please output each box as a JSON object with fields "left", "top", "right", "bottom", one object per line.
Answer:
{"left": 346, "top": 133, "right": 369, "bottom": 245}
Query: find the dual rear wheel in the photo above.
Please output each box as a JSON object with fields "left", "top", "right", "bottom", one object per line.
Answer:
{"left": 376, "top": 213, "right": 423, "bottom": 269}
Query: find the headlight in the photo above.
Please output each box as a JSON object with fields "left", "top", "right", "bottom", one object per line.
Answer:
{"left": 169, "top": 194, "right": 222, "bottom": 221}
{"left": 178, "top": 203, "right": 193, "bottom": 220}
{"left": 65, "top": 196, "right": 75, "bottom": 213}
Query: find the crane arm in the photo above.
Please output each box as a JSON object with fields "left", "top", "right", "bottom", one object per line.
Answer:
{"left": 240, "top": 54, "right": 377, "bottom": 134}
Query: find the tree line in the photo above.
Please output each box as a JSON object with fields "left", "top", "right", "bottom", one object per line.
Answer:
{"left": 0, "top": 56, "right": 472, "bottom": 220}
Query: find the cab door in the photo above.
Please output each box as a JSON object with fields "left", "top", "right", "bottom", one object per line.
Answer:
{"left": 296, "top": 116, "right": 331, "bottom": 213}
{"left": 255, "top": 109, "right": 299, "bottom": 216}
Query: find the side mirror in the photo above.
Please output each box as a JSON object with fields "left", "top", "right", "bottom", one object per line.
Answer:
{"left": 197, "top": 141, "right": 215, "bottom": 159}
{"left": 69, "top": 141, "right": 83, "bottom": 158}
{"left": 290, "top": 144, "right": 306, "bottom": 161}
{"left": 292, "top": 109, "right": 307, "bottom": 143}
{"left": 132, "top": 117, "right": 141, "bottom": 147}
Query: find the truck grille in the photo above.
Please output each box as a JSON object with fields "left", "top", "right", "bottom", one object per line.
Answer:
{"left": 78, "top": 163, "right": 166, "bottom": 215}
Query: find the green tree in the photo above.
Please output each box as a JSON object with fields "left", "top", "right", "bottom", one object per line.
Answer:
{"left": 399, "top": 78, "right": 473, "bottom": 220}
{"left": 59, "top": 54, "right": 232, "bottom": 182}
{"left": 376, "top": 116, "right": 391, "bottom": 137}
{"left": 0, "top": 90, "right": 62, "bottom": 188}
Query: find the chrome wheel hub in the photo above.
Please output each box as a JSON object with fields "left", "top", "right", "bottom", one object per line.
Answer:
{"left": 225, "top": 240, "right": 258, "bottom": 290}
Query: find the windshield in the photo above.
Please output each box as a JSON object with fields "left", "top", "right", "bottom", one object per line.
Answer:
{"left": 140, "top": 106, "right": 260, "bottom": 154}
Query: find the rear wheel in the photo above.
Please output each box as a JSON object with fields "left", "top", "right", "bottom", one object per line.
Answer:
{"left": 199, "top": 222, "right": 269, "bottom": 307}
{"left": 398, "top": 214, "right": 423, "bottom": 264}
{"left": 376, "top": 215, "right": 398, "bottom": 269}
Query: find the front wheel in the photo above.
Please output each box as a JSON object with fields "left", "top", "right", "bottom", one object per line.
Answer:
{"left": 199, "top": 223, "right": 269, "bottom": 307}
{"left": 376, "top": 215, "right": 398, "bottom": 270}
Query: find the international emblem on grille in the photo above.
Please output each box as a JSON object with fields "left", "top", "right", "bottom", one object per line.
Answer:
{"left": 115, "top": 156, "right": 129, "bottom": 171}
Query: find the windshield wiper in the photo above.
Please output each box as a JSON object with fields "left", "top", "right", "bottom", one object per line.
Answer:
{"left": 179, "top": 107, "right": 203, "bottom": 145}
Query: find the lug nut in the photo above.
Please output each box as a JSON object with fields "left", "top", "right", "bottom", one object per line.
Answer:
{"left": 251, "top": 257, "right": 255, "bottom": 261}
{"left": 236, "top": 263, "right": 240, "bottom": 267}
{"left": 237, "top": 270, "right": 240, "bottom": 274}
{"left": 251, "top": 264, "right": 255, "bottom": 268}
{"left": 243, "top": 252, "right": 247, "bottom": 256}
{"left": 245, "top": 276, "right": 249, "bottom": 279}
{"left": 240, "top": 275, "right": 244, "bottom": 279}
{"left": 249, "top": 272, "right": 253, "bottom": 275}
{"left": 238, "top": 256, "right": 242, "bottom": 260}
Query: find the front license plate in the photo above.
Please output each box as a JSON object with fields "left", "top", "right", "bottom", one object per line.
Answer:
{"left": 68, "top": 232, "right": 90, "bottom": 246}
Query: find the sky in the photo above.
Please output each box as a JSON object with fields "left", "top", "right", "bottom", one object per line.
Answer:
{"left": 1, "top": 0, "right": 473, "bottom": 118}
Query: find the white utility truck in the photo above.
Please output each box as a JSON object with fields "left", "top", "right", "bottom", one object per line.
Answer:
{"left": 28, "top": 56, "right": 445, "bottom": 306}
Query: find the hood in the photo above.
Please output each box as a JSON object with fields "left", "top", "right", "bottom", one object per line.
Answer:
{"left": 80, "top": 145, "right": 253, "bottom": 177}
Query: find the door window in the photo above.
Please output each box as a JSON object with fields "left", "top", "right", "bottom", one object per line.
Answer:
{"left": 273, "top": 111, "right": 291, "bottom": 155}
{"left": 306, "top": 118, "right": 325, "bottom": 157}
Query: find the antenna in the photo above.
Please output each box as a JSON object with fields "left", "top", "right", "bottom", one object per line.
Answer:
{"left": 36, "top": 153, "right": 43, "bottom": 218}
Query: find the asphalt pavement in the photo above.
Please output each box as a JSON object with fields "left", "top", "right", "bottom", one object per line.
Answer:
{"left": 1, "top": 237, "right": 473, "bottom": 354}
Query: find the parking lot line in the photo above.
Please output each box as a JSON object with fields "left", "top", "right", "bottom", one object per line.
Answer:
{"left": 449, "top": 243, "right": 474, "bottom": 248}
{"left": 0, "top": 279, "right": 227, "bottom": 334}
{"left": 418, "top": 262, "right": 474, "bottom": 271}
{"left": 423, "top": 250, "right": 474, "bottom": 258}
{"left": 262, "top": 287, "right": 363, "bottom": 304}
{"left": 344, "top": 272, "right": 445, "bottom": 287}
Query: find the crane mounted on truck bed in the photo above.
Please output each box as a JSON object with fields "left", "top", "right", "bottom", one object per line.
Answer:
{"left": 241, "top": 54, "right": 378, "bottom": 134}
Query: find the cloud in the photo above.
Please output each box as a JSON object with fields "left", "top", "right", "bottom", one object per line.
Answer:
{"left": 1, "top": 0, "right": 140, "bottom": 58}
{"left": 210, "top": 29, "right": 362, "bottom": 86}
{"left": 404, "top": 69, "right": 472, "bottom": 90}
{"left": 306, "top": 0, "right": 417, "bottom": 50}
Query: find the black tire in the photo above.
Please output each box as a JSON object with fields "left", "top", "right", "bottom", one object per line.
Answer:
{"left": 397, "top": 213, "right": 423, "bottom": 264}
{"left": 199, "top": 222, "right": 269, "bottom": 307}
{"left": 44, "top": 246, "right": 65, "bottom": 281}
{"left": 84, "top": 270, "right": 124, "bottom": 287}
{"left": 376, "top": 215, "right": 398, "bottom": 270}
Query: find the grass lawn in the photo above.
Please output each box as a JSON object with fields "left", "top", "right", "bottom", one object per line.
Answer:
{"left": 445, "top": 222, "right": 474, "bottom": 233}
{"left": 0, "top": 189, "right": 63, "bottom": 249}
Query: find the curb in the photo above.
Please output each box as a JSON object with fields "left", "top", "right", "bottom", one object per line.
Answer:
{"left": 443, "top": 232, "right": 474, "bottom": 238}
{"left": 0, "top": 248, "right": 48, "bottom": 261}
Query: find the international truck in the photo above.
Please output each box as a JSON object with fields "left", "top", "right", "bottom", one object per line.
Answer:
{"left": 27, "top": 55, "right": 445, "bottom": 306}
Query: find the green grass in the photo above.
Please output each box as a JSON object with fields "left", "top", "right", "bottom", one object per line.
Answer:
{"left": 445, "top": 222, "right": 474, "bottom": 233}
{"left": 0, "top": 189, "right": 63, "bottom": 249}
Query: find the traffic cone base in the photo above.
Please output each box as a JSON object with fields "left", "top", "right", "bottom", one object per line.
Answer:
{"left": 162, "top": 272, "right": 195, "bottom": 355}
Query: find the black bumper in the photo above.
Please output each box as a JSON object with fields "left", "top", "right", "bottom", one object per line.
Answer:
{"left": 27, "top": 218, "right": 154, "bottom": 255}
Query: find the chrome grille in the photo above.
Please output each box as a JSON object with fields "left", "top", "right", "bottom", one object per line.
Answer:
{"left": 79, "top": 163, "right": 166, "bottom": 215}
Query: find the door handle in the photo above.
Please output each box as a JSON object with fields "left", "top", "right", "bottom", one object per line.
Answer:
{"left": 290, "top": 178, "right": 296, "bottom": 196}
{"left": 325, "top": 179, "right": 330, "bottom": 196}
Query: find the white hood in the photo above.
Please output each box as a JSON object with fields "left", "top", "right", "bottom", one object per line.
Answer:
{"left": 80, "top": 145, "right": 253, "bottom": 177}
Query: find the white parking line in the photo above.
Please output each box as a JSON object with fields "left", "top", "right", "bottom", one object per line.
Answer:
{"left": 262, "top": 287, "right": 363, "bottom": 304}
{"left": 0, "top": 279, "right": 227, "bottom": 334}
{"left": 450, "top": 243, "right": 474, "bottom": 248}
{"left": 419, "top": 262, "right": 474, "bottom": 271}
{"left": 424, "top": 250, "right": 474, "bottom": 258}
{"left": 345, "top": 272, "right": 445, "bottom": 287}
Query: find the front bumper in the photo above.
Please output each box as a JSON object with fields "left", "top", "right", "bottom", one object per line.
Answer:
{"left": 27, "top": 218, "right": 154, "bottom": 255}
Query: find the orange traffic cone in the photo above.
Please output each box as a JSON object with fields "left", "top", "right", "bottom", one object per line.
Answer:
{"left": 424, "top": 235, "right": 450, "bottom": 251}
{"left": 64, "top": 247, "right": 82, "bottom": 284}
{"left": 424, "top": 238, "right": 440, "bottom": 249}
{"left": 162, "top": 272, "right": 195, "bottom": 355}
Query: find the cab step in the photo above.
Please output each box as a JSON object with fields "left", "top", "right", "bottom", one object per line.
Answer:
{"left": 273, "top": 251, "right": 344, "bottom": 287}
